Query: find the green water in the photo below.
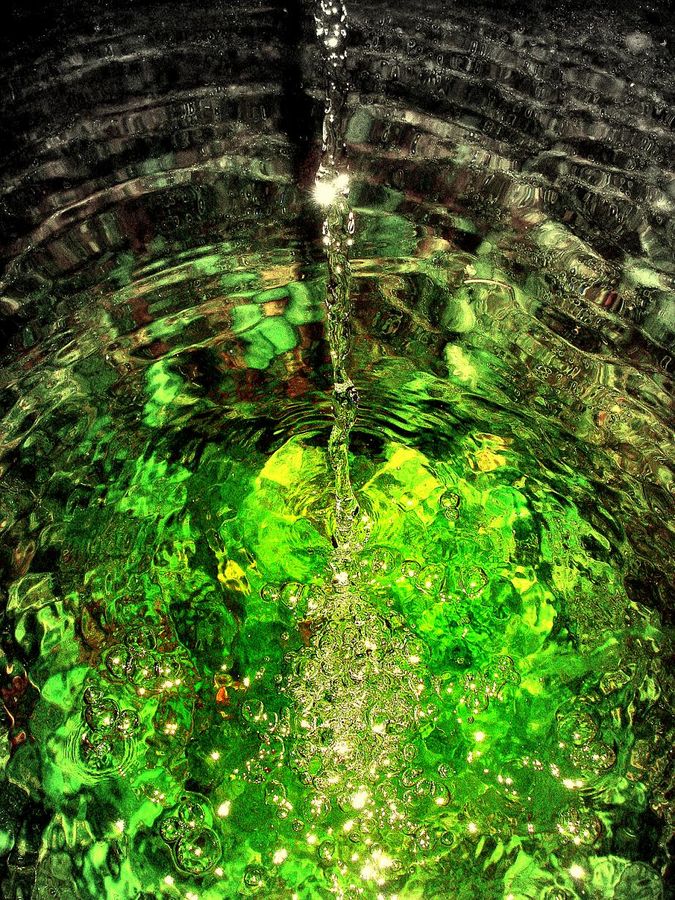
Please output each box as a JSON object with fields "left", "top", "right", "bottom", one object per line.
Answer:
{"left": 1, "top": 188, "right": 671, "bottom": 895}
{"left": 0, "top": 8, "right": 673, "bottom": 894}
{"left": 4, "top": 413, "right": 669, "bottom": 899}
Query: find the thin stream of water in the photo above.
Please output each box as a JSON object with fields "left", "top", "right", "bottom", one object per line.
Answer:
{"left": 315, "top": 0, "right": 360, "bottom": 556}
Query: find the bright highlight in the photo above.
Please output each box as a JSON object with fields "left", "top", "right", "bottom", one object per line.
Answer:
{"left": 313, "top": 173, "right": 350, "bottom": 207}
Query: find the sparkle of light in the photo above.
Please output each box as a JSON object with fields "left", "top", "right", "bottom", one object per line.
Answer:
{"left": 313, "top": 173, "right": 350, "bottom": 207}
{"left": 351, "top": 790, "right": 369, "bottom": 810}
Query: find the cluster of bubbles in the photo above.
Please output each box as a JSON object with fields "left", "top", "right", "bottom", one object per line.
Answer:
{"left": 102, "top": 625, "right": 188, "bottom": 696}
{"left": 258, "top": 571, "right": 435, "bottom": 825}
{"left": 46, "top": 432, "right": 666, "bottom": 896}
{"left": 73, "top": 686, "right": 139, "bottom": 778}
{"left": 159, "top": 793, "right": 222, "bottom": 876}
{"left": 450, "top": 655, "right": 521, "bottom": 720}
{"left": 246, "top": 529, "right": 525, "bottom": 879}
{"left": 315, "top": 0, "right": 348, "bottom": 72}
{"left": 555, "top": 703, "right": 617, "bottom": 777}
{"left": 67, "top": 617, "right": 199, "bottom": 793}
{"left": 284, "top": 588, "right": 431, "bottom": 795}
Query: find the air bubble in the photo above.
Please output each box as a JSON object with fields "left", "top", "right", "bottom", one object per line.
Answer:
{"left": 401, "top": 560, "right": 422, "bottom": 579}
{"left": 174, "top": 827, "right": 221, "bottom": 876}
{"left": 279, "top": 581, "right": 308, "bottom": 611}
{"left": 241, "top": 699, "right": 266, "bottom": 727}
{"left": 370, "top": 546, "right": 397, "bottom": 575}
{"left": 556, "top": 709, "right": 598, "bottom": 746}
{"left": 84, "top": 697, "right": 119, "bottom": 733}
{"left": 105, "top": 645, "right": 135, "bottom": 680}
{"left": 441, "top": 492, "right": 461, "bottom": 521}
{"left": 461, "top": 566, "right": 489, "bottom": 596}
{"left": 556, "top": 807, "right": 602, "bottom": 845}
{"left": 415, "top": 564, "right": 445, "bottom": 594}
{"left": 177, "top": 797, "right": 207, "bottom": 827}
{"left": 243, "top": 864, "right": 267, "bottom": 889}
{"left": 318, "top": 839, "right": 335, "bottom": 862}
{"left": 261, "top": 583, "right": 281, "bottom": 603}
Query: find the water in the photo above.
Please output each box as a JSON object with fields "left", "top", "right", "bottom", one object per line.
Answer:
{"left": 0, "top": 2, "right": 673, "bottom": 898}
{"left": 314, "top": 0, "right": 360, "bottom": 552}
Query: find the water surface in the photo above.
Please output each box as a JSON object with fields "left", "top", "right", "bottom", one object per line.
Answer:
{"left": 0, "top": 2, "right": 673, "bottom": 897}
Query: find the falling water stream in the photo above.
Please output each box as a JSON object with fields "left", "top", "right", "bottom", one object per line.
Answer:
{"left": 0, "top": 1, "right": 673, "bottom": 898}
{"left": 315, "top": 0, "right": 360, "bottom": 554}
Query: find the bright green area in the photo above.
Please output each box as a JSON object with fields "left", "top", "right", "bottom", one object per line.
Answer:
{"left": 1, "top": 423, "right": 666, "bottom": 899}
